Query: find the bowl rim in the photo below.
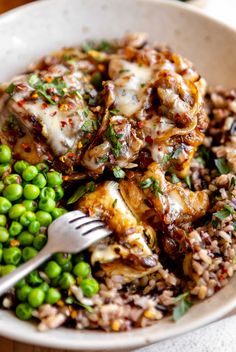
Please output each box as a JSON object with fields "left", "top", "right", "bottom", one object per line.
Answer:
{"left": 0, "top": 0, "right": 236, "bottom": 350}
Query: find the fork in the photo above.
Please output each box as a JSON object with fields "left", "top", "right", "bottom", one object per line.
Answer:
{"left": 0, "top": 210, "right": 112, "bottom": 297}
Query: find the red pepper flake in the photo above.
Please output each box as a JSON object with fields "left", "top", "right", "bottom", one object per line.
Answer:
{"left": 126, "top": 171, "right": 135, "bottom": 179}
{"left": 50, "top": 111, "right": 57, "bottom": 117}
{"left": 47, "top": 153, "right": 53, "bottom": 161}
{"left": 41, "top": 102, "right": 48, "bottom": 110}
{"left": 137, "top": 121, "right": 144, "bottom": 128}
{"left": 145, "top": 135, "right": 153, "bottom": 144}
{"left": 63, "top": 175, "right": 70, "bottom": 181}
{"left": 60, "top": 120, "right": 67, "bottom": 128}
{"left": 68, "top": 118, "right": 73, "bottom": 127}
{"left": 17, "top": 99, "right": 26, "bottom": 107}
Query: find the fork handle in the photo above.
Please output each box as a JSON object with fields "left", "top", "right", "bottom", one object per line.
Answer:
{"left": 0, "top": 245, "right": 52, "bottom": 297}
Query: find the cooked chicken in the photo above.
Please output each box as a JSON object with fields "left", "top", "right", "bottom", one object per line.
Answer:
{"left": 0, "top": 33, "right": 208, "bottom": 178}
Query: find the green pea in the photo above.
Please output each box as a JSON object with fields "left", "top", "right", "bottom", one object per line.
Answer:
{"left": 36, "top": 211, "right": 52, "bottom": 227}
{"left": 14, "top": 160, "right": 29, "bottom": 174}
{"left": 54, "top": 185, "right": 64, "bottom": 201}
{"left": 26, "top": 270, "right": 42, "bottom": 286}
{"left": 16, "top": 285, "right": 32, "bottom": 301}
{"left": 40, "top": 187, "right": 55, "bottom": 200}
{"left": 45, "top": 288, "right": 61, "bottom": 305}
{"left": 23, "top": 184, "right": 40, "bottom": 200}
{"left": 3, "top": 174, "right": 22, "bottom": 185}
{"left": 39, "top": 281, "right": 49, "bottom": 293}
{"left": 0, "top": 145, "right": 12, "bottom": 163}
{"left": 18, "top": 231, "right": 34, "bottom": 246}
{"left": 0, "top": 164, "right": 11, "bottom": 177}
{"left": 0, "top": 197, "right": 12, "bottom": 214}
{"left": 0, "top": 264, "right": 16, "bottom": 276}
{"left": 36, "top": 162, "right": 49, "bottom": 173}
{"left": 22, "top": 200, "right": 37, "bottom": 212}
{"left": 22, "top": 247, "right": 38, "bottom": 261}
{"left": 22, "top": 165, "right": 38, "bottom": 182}
{"left": 16, "top": 303, "right": 32, "bottom": 320}
{"left": 39, "top": 198, "right": 56, "bottom": 212}
{"left": 0, "top": 214, "right": 7, "bottom": 227}
{"left": 20, "top": 211, "right": 36, "bottom": 226}
{"left": 0, "top": 181, "right": 4, "bottom": 193}
{"left": 73, "top": 262, "right": 91, "bottom": 278}
{"left": 59, "top": 272, "right": 75, "bottom": 289}
{"left": 15, "top": 278, "right": 26, "bottom": 288}
{"left": 51, "top": 208, "right": 67, "bottom": 219}
{"left": 54, "top": 253, "right": 72, "bottom": 266}
{"left": 33, "top": 234, "right": 47, "bottom": 250}
{"left": 80, "top": 278, "right": 99, "bottom": 297}
{"left": 3, "top": 184, "right": 23, "bottom": 201}
{"left": 44, "top": 261, "right": 62, "bottom": 279}
{"left": 28, "top": 287, "right": 45, "bottom": 308}
{"left": 9, "top": 221, "right": 23, "bottom": 237}
{"left": 0, "top": 227, "right": 9, "bottom": 242}
{"left": 46, "top": 171, "right": 63, "bottom": 187}
{"left": 28, "top": 220, "right": 40, "bottom": 234}
{"left": 32, "top": 173, "right": 47, "bottom": 189}
{"left": 3, "top": 247, "right": 21, "bottom": 265}
{"left": 9, "top": 204, "right": 26, "bottom": 219}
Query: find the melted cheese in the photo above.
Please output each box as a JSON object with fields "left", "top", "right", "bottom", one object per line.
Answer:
{"left": 109, "top": 59, "right": 152, "bottom": 116}
{"left": 6, "top": 65, "right": 92, "bottom": 156}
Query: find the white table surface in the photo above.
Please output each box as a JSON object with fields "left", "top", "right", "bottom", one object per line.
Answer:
{"left": 136, "top": 1, "right": 236, "bottom": 351}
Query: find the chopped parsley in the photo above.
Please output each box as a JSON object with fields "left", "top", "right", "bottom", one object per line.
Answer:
{"left": 81, "top": 119, "right": 97, "bottom": 133}
{"left": 140, "top": 177, "right": 163, "bottom": 197}
{"left": 173, "top": 292, "right": 192, "bottom": 321}
{"left": 97, "top": 155, "right": 109, "bottom": 164}
{"left": 119, "top": 69, "right": 130, "bottom": 74}
{"left": 28, "top": 74, "right": 67, "bottom": 105}
{"left": 5, "top": 83, "right": 16, "bottom": 94}
{"left": 97, "top": 40, "right": 113, "bottom": 53}
{"left": 113, "top": 166, "right": 126, "bottom": 179}
{"left": 184, "top": 175, "right": 192, "bottom": 189}
{"left": 112, "top": 199, "right": 118, "bottom": 208}
{"left": 109, "top": 109, "right": 120, "bottom": 115}
{"left": 230, "top": 176, "right": 236, "bottom": 188}
{"left": 197, "top": 145, "right": 211, "bottom": 166}
{"left": 161, "top": 146, "right": 184, "bottom": 166}
{"left": 214, "top": 158, "right": 231, "bottom": 175}
{"left": 213, "top": 204, "right": 235, "bottom": 220}
{"left": 171, "top": 174, "right": 180, "bottom": 184}
{"left": 67, "top": 181, "right": 96, "bottom": 204}
{"left": 105, "top": 124, "right": 123, "bottom": 158}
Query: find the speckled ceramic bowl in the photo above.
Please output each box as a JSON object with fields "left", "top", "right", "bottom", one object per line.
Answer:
{"left": 0, "top": 0, "right": 236, "bottom": 350}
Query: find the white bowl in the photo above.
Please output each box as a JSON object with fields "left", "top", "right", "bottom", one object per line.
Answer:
{"left": 0, "top": 0, "right": 236, "bottom": 350}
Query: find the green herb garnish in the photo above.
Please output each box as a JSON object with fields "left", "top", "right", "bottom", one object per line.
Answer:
{"left": 67, "top": 181, "right": 96, "bottom": 204}
{"left": 213, "top": 204, "right": 235, "bottom": 220}
{"left": 171, "top": 174, "right": 180, "bottom": 184}
{"left": 161, "top": 146, "right": 184, "bottom": 166}
{"left": 112, "top": 199, "right": 118, "bottom": 208}
{"left": 140, "top": 177, "right": 163, "bottom": 197}
{"left": 28, "top": 74, "right": 67, "bottom": 105}
{"left": 109, "top": 109, "right": 120, "bottom": 115}
{"left": 81, "top": 119, "right": 97, "bottom": 133}
{"left": 214, "top": 158, "right": 231, "bottom": 175}
{"left": 113, "top": 166, "right": 126, "bottom": 179}
{"left": 105, "top": 124, "right": 122, "bottom": 157}
{"left": 184, "top": 175, "right": 192, "bottom": 189}
{"left": 173, "top": 292, "right": 192, "bottom": 321}
{"left": 5, "top": 83, "right": 16, "bottom": 94}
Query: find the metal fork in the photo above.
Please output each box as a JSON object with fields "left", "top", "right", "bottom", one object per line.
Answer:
{"left": 0, "top": 210, "right": 112, "bottom": 296}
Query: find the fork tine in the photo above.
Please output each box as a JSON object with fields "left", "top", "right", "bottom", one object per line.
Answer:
{"left": 75, "top": 219, "right": 104, "bottom": 231}
{"left": 82, "top": 225, "right": 112, "bottom": 239}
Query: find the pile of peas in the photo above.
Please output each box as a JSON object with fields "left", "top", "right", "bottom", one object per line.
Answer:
{"left": 0, "top": 145, "right": 99, "bottom": 321}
